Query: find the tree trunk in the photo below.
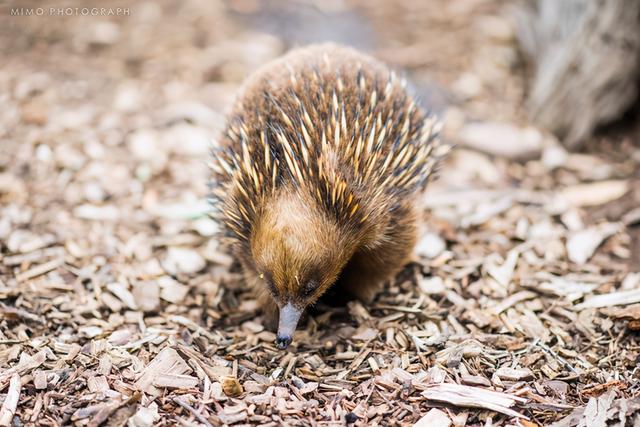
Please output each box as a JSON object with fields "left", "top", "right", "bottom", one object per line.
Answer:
{"left": 517, "top": 0, "right": 640, "bottom": 149}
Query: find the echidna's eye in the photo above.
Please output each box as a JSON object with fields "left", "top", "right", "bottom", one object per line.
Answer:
{"left": 301, "top": 280, "right": 317, "bottom": 298}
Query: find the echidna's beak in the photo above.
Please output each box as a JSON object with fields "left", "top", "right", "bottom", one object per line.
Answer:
{"left": 275, "top": 303, "right": 302, "bottom": 349}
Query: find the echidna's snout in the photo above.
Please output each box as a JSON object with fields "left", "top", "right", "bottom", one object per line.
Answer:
{"left": 275, "top": 335, "right": 292, "bottom": 349}
{"left": 275, "top": 303, "right": 302, "bottom": 349}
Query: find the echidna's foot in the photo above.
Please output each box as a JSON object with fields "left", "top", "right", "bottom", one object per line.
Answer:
{"left": 317, "top": 280, "right": 358, "bottom": 307}
{"left": 258, "top": 294, "right": 279, "bottom": 331}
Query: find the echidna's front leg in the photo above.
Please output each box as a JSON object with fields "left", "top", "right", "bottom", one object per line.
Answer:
{"left": 338, "top": 210, "right": 419, "bottom": 302}
{"left": 339, "top": 222, "right": 418, "bottom": 302}
{"left": 258, "top": 291, "right": 279, "bottom": 330}
{"left": 337, "top": 252, "right": 388, "bottom": 302}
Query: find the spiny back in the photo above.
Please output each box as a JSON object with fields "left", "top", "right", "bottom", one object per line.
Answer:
{"left": 210, "top": 44, "right": 444, "bottom": 245}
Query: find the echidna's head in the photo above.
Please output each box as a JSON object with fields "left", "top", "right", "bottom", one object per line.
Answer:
{"left": 249, "top": 188, "right": 355, "bottom": 349}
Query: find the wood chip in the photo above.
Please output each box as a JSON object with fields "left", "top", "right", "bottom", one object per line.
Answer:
{"left": 0, "top": 374, "right": 21, "bottom": 427}
{"left": 490, "top": 290, "right": 536, "bottom": 315}
{"left": 15, "top": 259, "right": 63, "bottom": 282}
{"left": 575, "top": 289, "right": 640, "bottom": 310}
{"left": 87, "top": 376, "right": 111, "bottom": 393}
{"left": 414, "top": 408, "right": 452, "bottom": 427}
{"left": 421, "top": 383, "right": 528, "bottom": 418}
{"left": 152, "top": 373, "right": 198, "bottom": 389}
{"left": 33, "top": 370, "right": 47, "bottom": 390}
{"left": 559, "top": 181, "right": 629, "bottom": 207}
{"left": 494, "top": 367, "right": 534, "bottom": 381}
{"left": 134, "top": 348, "right": 192, "bottom": 396}
{"left": 132, "top": 281, "right": 161, "bottom": 312}
{"left": 566, "top": 223, "right": 620, "bottom": 264}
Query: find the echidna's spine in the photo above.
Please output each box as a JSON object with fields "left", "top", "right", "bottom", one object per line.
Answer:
{"left": 210, "top": 45, "right": 447, "bottom": 246}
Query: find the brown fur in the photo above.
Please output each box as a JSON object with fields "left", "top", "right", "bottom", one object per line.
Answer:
{"left": 210, "top": 43, "right": 444, "bottom": 326}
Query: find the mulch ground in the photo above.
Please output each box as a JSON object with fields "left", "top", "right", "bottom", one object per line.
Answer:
{"left": 1, "top": 1, "right": 639, "bottom": 426}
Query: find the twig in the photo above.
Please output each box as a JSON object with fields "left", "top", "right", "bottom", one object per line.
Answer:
{"left": 173, "top": 397, "right": 213, "bottom": 427}
{"left": 536, "top": 341, "right": 578, "bottom": 374}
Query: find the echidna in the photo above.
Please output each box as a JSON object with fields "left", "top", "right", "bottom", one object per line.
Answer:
{"left": 210, "top": 44, "right": 446, "bottom": 349}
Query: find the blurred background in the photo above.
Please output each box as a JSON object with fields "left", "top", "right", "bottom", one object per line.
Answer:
{"left": 1, "top": 0, "right": 638, "bottom": 263}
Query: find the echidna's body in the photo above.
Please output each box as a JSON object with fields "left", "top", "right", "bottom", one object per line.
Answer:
{"left": 211, "top": 44, "right": 444, "bottom": 348}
